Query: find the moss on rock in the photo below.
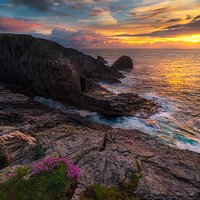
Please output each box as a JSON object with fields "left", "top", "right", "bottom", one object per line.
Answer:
{"left": 80, "top": 173, "right": 141, "bottom": 200}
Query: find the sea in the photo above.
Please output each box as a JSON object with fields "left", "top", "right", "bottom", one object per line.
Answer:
{"left": 35, "top": 49, "right": 200, "bottom": 153}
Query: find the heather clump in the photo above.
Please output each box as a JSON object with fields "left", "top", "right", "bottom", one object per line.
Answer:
{"left": 32, "top": 157, "right": 80, "bottom": 180}
{"left": 0, "top": 157, "right": 80, "bottom": 200}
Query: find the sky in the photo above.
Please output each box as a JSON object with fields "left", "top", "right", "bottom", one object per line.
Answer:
{"left": 0, "top": 0, "right": 200, "bottom": 48}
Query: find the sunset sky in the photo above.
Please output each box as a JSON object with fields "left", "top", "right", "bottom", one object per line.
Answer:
{"left": 0, "top": 0, "right": 200, "bottom": 48}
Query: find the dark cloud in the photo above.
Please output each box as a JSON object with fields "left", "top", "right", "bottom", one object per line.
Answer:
{"left": 185, "top": 15, "right": 192, "bottom": 20}
{"left": 10, "top": 0, "right": 64, "bottom": 11}
{"left": 34, "top": 27, "right": 119, "bottom": 48}
{"left": 116, "top": 16, "right": 200, "bottom": 38}
{"left": 89, "top": 8, "right": 107, "bottom": 16}
{"left": 167, "top": 18, "right": 181, "bottom": 23}
{"left": 9, "top": 0, "right": 109, "bottom": 11}
{"left": 90, "top": 9, "right": 103, "bottom": 16}
{"left": 128, "top": 6, "right": 175, "bottom": 20}
{"left": 192, "top": 15, "right": 200, "bottom": 21}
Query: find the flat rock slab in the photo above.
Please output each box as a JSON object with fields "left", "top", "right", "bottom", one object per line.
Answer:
{"left": 36, "top": 125, "right": 200, "bottom": 200}
{"left": 0, "top": 89, "right": 29, "bottom": 104}
{"left": 83, "top": 92, "right": 159, "bottom": 117}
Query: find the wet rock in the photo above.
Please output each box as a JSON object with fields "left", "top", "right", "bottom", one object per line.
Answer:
{"left": 111, "top": 56, "right": 133, "bottom": 71}
{"left": 83, "top": 92, "right": 159, "bottom": 117}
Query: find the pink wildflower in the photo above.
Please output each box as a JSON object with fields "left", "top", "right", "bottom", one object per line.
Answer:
{"left": 32, "top": 157, "right": 80, "bottom": 181}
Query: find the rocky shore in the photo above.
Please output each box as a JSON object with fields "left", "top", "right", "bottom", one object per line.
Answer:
{"left": 0, "top": 84, "right": 200, "bottom": 200}
{"left": 0, "top": 34, "right": 158, "bottom": 117}
{"left": 0, "top": 34, "right": 200, "bottom": 200}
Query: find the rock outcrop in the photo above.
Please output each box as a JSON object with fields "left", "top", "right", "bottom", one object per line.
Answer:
{"left": 0, "top": 85, "right": 200, "bottom": 200}
{"left": 0, "top": 129, "right": 36, "bottom": 169}
{"left": 97, "top": 56, "right": 108, "bottom": 65}
{"left": 30, "top": 124, "right": 200, "bottom": 200}
{"left": 83, "top": 91, "right": 159, "bottom": 117}
{"left": 111, "top": 56, "right": 133, "bottom": 71}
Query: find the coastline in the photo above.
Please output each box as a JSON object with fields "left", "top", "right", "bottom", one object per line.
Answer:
{"left": 0, "top": 34, "right": 200, "bottom": 199}
{"left": 0, "top": 83, "right": 200, "bottom": 199}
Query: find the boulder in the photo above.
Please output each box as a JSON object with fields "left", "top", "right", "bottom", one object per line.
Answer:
{"left": 0, "top": 130, "right": 36, "bottom": 168}
{"left": 111, "top": 55, "right": 133, "bottom": 71}
{"left": 82, "top": 92, "right": 159, "bottom": 117}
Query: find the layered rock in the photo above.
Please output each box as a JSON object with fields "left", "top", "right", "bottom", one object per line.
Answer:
{"left": 83, "top": 92, "right": 159, "bottom": 117}
{"left": 0, "top": 129, "right": 36, "bottom": 169}
{"left": 111, "top": 55, "right": 133, "bottom": 71}
{"left": 33, "top": 125, "right": 200, "bottom": 200}
{"left": 0, "top": 86, "right": 200, "bottom": 200}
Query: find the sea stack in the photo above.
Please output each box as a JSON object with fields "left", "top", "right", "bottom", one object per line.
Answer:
{"left": 111, "top": 55, "right": 133, "bottom": 71}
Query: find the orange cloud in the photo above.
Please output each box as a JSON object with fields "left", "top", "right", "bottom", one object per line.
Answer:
{"left": 0, "top": 17, "right": 50, "bottom": 33}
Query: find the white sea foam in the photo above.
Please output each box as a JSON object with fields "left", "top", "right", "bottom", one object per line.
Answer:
{"left": 172, "top": 140, "right": 200, "bottom": 153}
{"left": 34, "top": 96, "right": 97, "bottom": 117}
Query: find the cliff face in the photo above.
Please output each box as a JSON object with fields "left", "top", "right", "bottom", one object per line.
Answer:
{"left": 0, "top": 34, "right": 158, "bottom": 117}
{"left": 0, "top": 34, "right": 80, "bottom": 98}
{"left": 0, "top": 34, "right": 122, "bottom": 97}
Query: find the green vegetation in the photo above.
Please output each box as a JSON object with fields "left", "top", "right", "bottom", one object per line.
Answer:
{"left": 80, "top": 173, "right": 141, "bottom": 200}
{"left": 0, "top": 164, "right": 78, "bottom": 200}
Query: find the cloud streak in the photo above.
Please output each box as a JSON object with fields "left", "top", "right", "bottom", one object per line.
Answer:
{"left": 0, "top": 16, "right": 49, "bottom": 32}
{"left": 116, "top": 16, "right": 200, "bottom": 38}
{"left": 1, "top": 0, "right": 200, "bottom": 48}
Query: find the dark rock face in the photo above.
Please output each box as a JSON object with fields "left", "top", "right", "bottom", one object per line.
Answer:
{"left": 97, "top": 56, "right": 108, "bottom": 65}
{"left": 0, "top": 34, "right": 122, "bottom": 95}
{"left": 68, "top": 52, "right": 124, "bottom": 83}
{"left": 0, "top": 34, "right": 157, "bottom": 117}
{"left": 81, "top": 92, "right": 159, "bottom": 117}
{"left": 0, "top": 34, "right": 80, "bottom": 98}
{"left": 111, "top": 55, "right": 133, "bottom": 71}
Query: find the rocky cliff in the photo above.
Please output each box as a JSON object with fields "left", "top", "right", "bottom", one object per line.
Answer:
{"left": 0, "top": 33, "right": 122, "bottom": 93}
{"left": 111, "top": 55, "right": 133, "bottom": 71}
{"left": 0, "top": 34, "right": 157, "bottom": 117}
